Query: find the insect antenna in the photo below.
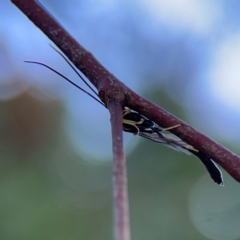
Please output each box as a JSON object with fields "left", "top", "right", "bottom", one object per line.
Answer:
{"left": 49, "top": 45, "right": 99, "bottom": 98}
{"left": 24, "top": 47, "right": 105, "bottom": 107}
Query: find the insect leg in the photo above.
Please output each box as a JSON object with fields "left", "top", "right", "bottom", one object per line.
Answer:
{"left": 122, "top": 119, "right": 144, "bottom": 135}
{"left": 153, "top": 125, "right": 199, "bottom": 152}
{"left": 123, "top": 108, "right": 131, "bottom": 117}
{"left": 161, "top": 124, "right": 181, "bottom": 132}
{"left": 122, "top": 108, "right": 147, "bottom": 135}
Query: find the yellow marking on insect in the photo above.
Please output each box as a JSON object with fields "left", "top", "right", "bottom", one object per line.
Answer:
{"left": 122, "top": 108, "right": 145, "bottom": 135}
{"left": 122, "top": 119, "right": 144, "bottom": 135}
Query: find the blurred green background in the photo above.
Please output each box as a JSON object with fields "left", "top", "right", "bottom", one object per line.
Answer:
{"left": 1, "top": 0, "right": 240, "bottom": 240}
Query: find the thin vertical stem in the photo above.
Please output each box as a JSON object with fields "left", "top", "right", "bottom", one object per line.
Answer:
{"left": 108, "top": 101, "right": 130, "bottom": 240}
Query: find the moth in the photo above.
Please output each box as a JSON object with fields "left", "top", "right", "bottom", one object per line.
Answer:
{"left": 25, "top": 47, "right": 223, "bottom": 186}
{"left": 122, "top": 108, "right": 223, "bottom": 185}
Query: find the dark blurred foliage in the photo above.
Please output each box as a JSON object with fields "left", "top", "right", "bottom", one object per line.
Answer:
{"left": 0, "top": 79, "right": 221, "bottom": 240}
{"left": 0, "top": 86, "right": 113, "bottom": 240}
{"left": 0, "top": 90, "right": 61, "bottom": 160}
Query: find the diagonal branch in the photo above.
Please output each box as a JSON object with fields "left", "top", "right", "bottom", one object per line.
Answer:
{"left": 11, "top": 0, "right": 240, "bottom": 185}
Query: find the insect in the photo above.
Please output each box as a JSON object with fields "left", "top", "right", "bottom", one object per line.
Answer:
{"left": 25, "top": 46, "right": 223, "bottom": 186}
{"left": 122, "top": 108, "right": 223, "bottom": 185}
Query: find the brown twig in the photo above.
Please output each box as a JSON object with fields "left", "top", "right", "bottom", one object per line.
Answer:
{"left": 109, "top": 100, "right": 130, "bottom": 240}
{"left": 11, "top": 0, "right": 240, "bottom": 190}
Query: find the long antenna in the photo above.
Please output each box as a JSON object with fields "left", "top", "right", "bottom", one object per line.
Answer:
{"left": 24, "top": 60, "right": 105, "bottom": 107}
{"left": 49, "top": 45, "right": 99, "bottom": 98}
{"left": 24, "top": 45, "right": 105, "bottom": 107}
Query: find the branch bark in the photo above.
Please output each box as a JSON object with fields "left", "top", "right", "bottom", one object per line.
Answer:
{"left": 11, "top": 0, "right": 240, "bottom": 195}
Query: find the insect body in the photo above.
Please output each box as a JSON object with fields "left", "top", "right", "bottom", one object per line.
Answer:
{"left": 26, "top": 46, "right": 223, "bottom": 186}
{"left": 122, "top": 108, "right": 223, "bottom": 185}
